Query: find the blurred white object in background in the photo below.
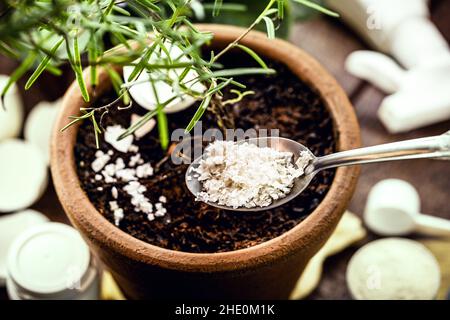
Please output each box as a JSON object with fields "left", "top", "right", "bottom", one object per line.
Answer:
{"left": 0, "top": 139, "right": 48, "bottom": 213}
{"left": 326, "top": 0, "right": 450, "bottom": 132}
{"left": 364, "top": 179, "right": 450, "bottom": 237}
{"left": 326, "top": 0, "right": 448, "bottom": 67}
{"left": 6, "top": 223, "right": 99, "bottom": 300}
{"left": 0, "top": 75, "right": 24, "bottom": 141}
{"left": 24, "top": 99, "right": 61, "bottom": 164}
{"left": 347, "top": 238, "right": 440, "bottom": 300}
{"left": 345, "top": 51, "right": 404, "bottom": 94}
{"left": 346, "top": 51, "right": 450, "bottom": 133}
{"left": 0, "top": 210, "right": 49, "bottom": 286}
{"left": 123, "top": 42, "right": 206, "bottom": 114}
{"left": 290, "top": 211, "right": 366, "bottom": 299}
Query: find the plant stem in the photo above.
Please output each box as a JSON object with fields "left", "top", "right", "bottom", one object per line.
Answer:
{"left": 212, "top": 0, "right": 276, "bottom": 63}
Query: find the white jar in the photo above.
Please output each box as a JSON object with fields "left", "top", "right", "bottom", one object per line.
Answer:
{"left": 6, "top": 222, "right": 99, "bottom": 300}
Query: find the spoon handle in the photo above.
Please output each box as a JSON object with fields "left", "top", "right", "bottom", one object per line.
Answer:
{"left": 415, "top": 214, "right": 450, "bottom": 237}
{"left": 312, "top": 131, "right": 450, "bottom": 172}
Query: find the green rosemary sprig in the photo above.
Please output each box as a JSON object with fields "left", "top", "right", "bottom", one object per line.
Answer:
{"left": 0, "top": 0, "right": 338, "bottom": 148}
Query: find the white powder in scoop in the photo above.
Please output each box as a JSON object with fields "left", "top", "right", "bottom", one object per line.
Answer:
{"left": 194, "top": 141, "right": 312, "bottom": 209}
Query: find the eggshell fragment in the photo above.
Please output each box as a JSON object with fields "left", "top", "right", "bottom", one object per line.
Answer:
{"left": 0, "top": 75, "right": 24, "bottom": 141}
{"left": 24, "top": 99, "right": 61, "bottom": 164}
{"left": 123, "top": 42, "right": 206, "bottom": 113}
{"left": 130, "top": 114, "right": 156, "bottom": 139}
{"left": 101, "top": 271, "right": 126, "bottom": 300}
{"left": 0, "top": 139, "right": 48, "bottom": 213}
{"left": 104, "top": 125, "right": 134, "bottom": 153}
{"left": 290, "top": 211, "right": 367, "bottom": 299}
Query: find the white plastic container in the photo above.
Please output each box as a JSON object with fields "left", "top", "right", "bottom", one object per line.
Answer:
{"left": 0, "top": 209, "right": 49, "bottom": 286}
{"left": 6, "top": 223, "right": 99, "bottom": 300}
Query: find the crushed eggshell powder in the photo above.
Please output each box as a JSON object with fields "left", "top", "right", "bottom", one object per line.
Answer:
{"left": 90, "top": 129, "right": 168, "bottom": 226}
{"left": 194, "top": 140, "right": 312, "bottom": 209}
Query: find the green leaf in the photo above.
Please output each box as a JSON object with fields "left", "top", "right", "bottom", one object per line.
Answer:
{"left": 185, "top": 92, "right": 213, "bottom": 133}
{"left": 202, "top": 67, "right": 276, "bottom": 79}
{"left": 157, "top": 40, "right": 172, "bottom": 64}
{"left": 0, "top": 41, "right": 19, "bottom": 59}
{"left": 262, "top": 16, "right": 275, "bottom": 39}
{"left": 126, "top": 0, "right": 149, "bottom": 17}
{"left": 127, "top": 40, "right": 159, "bottom": 82}
{"left": 157, "top": 109, "right": 169, "bottom": 150}
{"left": 202, "top": 3, "right": 246, "bottom": 12}
{"left": 25, "top": 37, "right": 63, "bottom": 90}
{"left": 106, "top": 67, "right": 130, "bottom": 105}
{"left": 60, "top": 118, "right": 84, "bottom": 132}
{"left": 112, "top": 5, "right": 131, "bottom": 16}
{"left": 91, "top": 113, "right": 101, "bottom": 149}
{"left": 178, "top": 65, "right": 192, "bottom": 83}
{"left": 263, "top": 8, "right": 279, "bottom": 17}
{"left": 107, "top": 67, "right": 122, "bottom": 94}
{"left": 73, "top": 34, "right": 90, "bottom": 102}
{"left": 205, "top": 78, "right": 233, "bottom": 96}
{"left": 148, "top": 70, "right": 170, "bottom": 150}
{"left": 1, "top": 51, "right": 37, "bottom": 103}
{"left": 222, "top": 78, "right": 246, "bottom": 88}
{"left": 212, "top": 0, "right": 223, "bottom": 17}
{"left": 292, "top": 0, "right": 339, "bottom": 17}
{"left": 45, "top": 64, "right": 63, "bottom": 76}
{"left": 118, "top": 109, "right": 158, "bottom": 140}
{"left": 60, "top": 111, "right": 93, "bottom": 132}
{"left": 111, "top": 30, "right": 131, "bottom": 49}
{"left": 135, "top": 0, "right": 161, "bottom": 12}
{"left": 88, "top": 33, "right": 99, "bottom": 88}
{"left": 104, "top": 0, "right": 115, "bottom": 16}
{"left": 277, "top": 0, "right": 284, "bottom": 19}
{"left": 235, "top": 44, "right": 268, "bottom": 69}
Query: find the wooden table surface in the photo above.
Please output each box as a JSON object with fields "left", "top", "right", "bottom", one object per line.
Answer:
{"left": 1, "top": 0, "right": 449, "bottom": 300}
{"left": 291, "top": 0, "right": 450, "bottom": 300}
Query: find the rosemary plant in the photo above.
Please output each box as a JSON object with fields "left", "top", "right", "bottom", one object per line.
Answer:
{"left": 0, "top": 0, "right": 337, "bottom": 149}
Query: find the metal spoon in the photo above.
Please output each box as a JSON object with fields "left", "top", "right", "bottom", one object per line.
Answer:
{"left": 185, "top": 131, "right": 450, "bottom": 212}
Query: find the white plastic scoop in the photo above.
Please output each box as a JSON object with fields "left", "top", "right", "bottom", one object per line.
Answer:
{"left": 364, "top": 179, "right": 450, "bottom": 237}
{"left": 186, "top": 132, "right": 450, "bottom": 212}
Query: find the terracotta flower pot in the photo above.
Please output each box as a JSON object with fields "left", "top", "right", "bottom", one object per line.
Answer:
{"left": 51, "top": 24, "right": 361, "bottom": 299}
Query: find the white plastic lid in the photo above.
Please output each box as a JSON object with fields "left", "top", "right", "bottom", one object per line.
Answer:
{"left": 7, "top": 223, "right": 90, "bottom": 295}
{"left": 0, "top": 209, "right": 49, "bottom": 286}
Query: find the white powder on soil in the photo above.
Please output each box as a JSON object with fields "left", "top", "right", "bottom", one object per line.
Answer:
{"left": 194, "top": 141, "right": 312, "bottom": 209}
{"left": 90, "top": 134, "right": 167, "bottom": 226}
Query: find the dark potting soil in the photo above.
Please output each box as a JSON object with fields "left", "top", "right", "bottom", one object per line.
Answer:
{"left": 74, "top": 60, "right": 336, "bottom": 253}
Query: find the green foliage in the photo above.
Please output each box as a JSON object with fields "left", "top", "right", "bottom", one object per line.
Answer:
{"left": 292, "top": 0, "right": 339, "bottom": 17}
{"left": 0, "top": 0, "right": 337, "bottom": 148}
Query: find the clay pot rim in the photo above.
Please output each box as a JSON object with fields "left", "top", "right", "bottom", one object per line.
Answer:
{"left": 51, "top": 24, "right": 361, "bottom": 273}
